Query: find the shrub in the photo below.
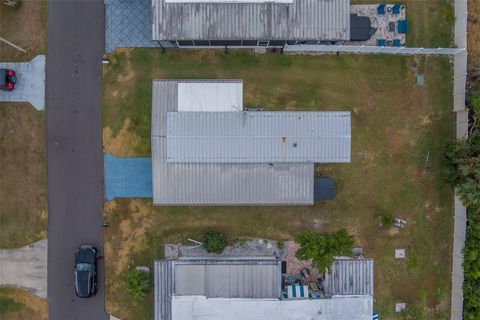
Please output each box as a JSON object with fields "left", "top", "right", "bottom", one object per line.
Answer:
{"left": 379, "top": 212, "right": 394, "bottom": 228}
{"left": 3, "top": 0, "right": 23, "bottom": 10}
{"left": 294, "top": 229, "right": 354, "bottom": 272}
{"left": 203, "top": 230, "right": 227, "bottom": 254}
{"left": 277, "top": 241, "right": 285, "bottom": 250}
{"left": 125, "top": 268, "right": 150, "bottom": 301}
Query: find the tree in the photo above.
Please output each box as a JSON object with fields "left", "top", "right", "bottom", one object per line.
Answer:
{"left": 443, "top": 92, "right": 480, "bottom": 211}
{"left": 203, "top": 230, "right": 227, "bottom": 254}
{"left": 294, "top": 229, "right": 354, "bottom": 272}
{"left": 443, "top": 91, "right": 480, "bottom": 319}
{"left": 125, "top": 268, "right": 150, "bottom": 301}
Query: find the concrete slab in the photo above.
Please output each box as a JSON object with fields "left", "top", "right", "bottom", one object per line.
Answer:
{"left": 0, "top": 239, "right": 47, "bottom": 298}
{"left": 104, "top": 153, "right": 152, "bottom": 200}
{"left": 0, "top": 55, "right": 46, "bottom": 110}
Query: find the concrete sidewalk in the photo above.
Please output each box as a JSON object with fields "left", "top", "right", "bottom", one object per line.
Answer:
{"left": 0, "top": 239, "right": 47, "bottom": 298}
{"left": 0, "top": 55, "right": 46, "bottom": 110}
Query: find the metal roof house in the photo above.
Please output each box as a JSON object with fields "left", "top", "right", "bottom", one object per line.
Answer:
{"left": 154, "top": 257, "right": 374, "bottom": 320}
{"left": 151, "top": 80, "right": 351, "bottom": 206}
{"left": 152, "top": 0, "right": 351, "bottom": 48}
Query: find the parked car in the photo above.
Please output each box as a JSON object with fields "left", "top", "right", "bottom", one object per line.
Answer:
{"left": 0, "top": 68, "right": 17, "bottom": 91}
{"left": 74, "top": 245, "right": 98, "bottom": 298}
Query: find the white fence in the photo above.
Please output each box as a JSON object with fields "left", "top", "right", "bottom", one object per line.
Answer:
{"left": 284, "top": 44, "right": 465, "bottom": 55}
{"left": 451, "top": 1, "right": 468, "bottom": 319}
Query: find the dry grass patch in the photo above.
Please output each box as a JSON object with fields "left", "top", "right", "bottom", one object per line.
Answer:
{"left": 0, "top": 0, "right": 47, "bottom": 61}
{"left": 103, "top": 119, "right": 142, "bottom": 157}
{"left": 0, "top": 103, "right": 47, "bottom": 248}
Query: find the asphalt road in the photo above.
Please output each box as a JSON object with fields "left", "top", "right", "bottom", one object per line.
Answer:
{"left": 46, "top": 1, "right": 108, "bottom": 319}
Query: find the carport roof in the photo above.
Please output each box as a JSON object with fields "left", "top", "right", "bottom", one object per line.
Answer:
{"left": 152, "top": 0, "right": 351, "bottom": 41}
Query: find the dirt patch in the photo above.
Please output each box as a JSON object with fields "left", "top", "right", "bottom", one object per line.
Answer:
{"left": 387, "top": 227, "right": 400, "bottom": 236}
{"left": 0, "top": 0, "right": 46, "bottom": 61}
{"left": 103, "top": 119, "right": 142, "bottom": 157}
{"left": 284, "top": 241, "right": 321, "bottom": 281}
{"left": 0, "top": 103, "right": 47, "bottom": 248}
{"left": 0, "top": 288, "right": 48, "bottom": 320}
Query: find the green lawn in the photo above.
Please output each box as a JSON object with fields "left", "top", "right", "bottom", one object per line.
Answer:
{"left": 0, "top": 288, "right": 48, "bottom": 320}
{"left": 103, "top": 49, "right": 454, "bottom": 320}
{"left": 351, "top": 0, "right": 454, "bottom": 47}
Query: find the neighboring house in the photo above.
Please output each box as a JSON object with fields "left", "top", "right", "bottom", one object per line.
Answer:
{"left": 154, "top": 256, "right": 374, "bottom": 320}
{"left": 151, "top": 80, "right": 351, "bottom": 205}
{"left": 152, "top": 0, "right": 352, "bottom": 48}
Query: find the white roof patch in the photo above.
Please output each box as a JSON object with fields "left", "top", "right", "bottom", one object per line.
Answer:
{"left": 171, "top": 295, "right": 374, "bottom": 320}
{"left": 177, "top": 81, "right": 243, "bottom": 112}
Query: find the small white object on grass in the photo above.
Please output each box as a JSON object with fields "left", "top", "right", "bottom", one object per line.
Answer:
{"left": 395, "top": 249, "right": 406, "bottom": 259}
{"left": 395, "top": 303, "right": 406, "bottom": 312}
{"left": 135, "top": 266, "right": 150, "bottom": 273}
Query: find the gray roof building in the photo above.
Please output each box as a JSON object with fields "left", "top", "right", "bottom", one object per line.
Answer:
{"left": 166, "top": 111, "right": 351, "bottom": 163}
{"left": 323, "top": 258, "right": 374, "bottom": 297}
{"left": 151, "top": 80, "right": 350, "bottom": 206}
{"left": 152, "top": 0, "right": 351, "bottom": 42}
{"left": 154, "top": 257, "right": 374, "bottom": 320}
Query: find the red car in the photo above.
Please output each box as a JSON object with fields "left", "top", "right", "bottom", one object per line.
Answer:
{"left": 0, "top": 68, "right": 17, "bottom": 91}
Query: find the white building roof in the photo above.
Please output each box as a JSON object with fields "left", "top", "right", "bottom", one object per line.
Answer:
{"left": 171, "top": 295, "right": 374, "bottom": 320}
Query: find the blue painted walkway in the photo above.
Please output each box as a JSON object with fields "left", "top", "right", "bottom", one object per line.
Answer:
{"left": 104, "top": 154, "right": 152, "bottom": 200}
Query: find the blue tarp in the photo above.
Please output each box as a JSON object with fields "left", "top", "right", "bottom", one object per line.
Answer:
{"left": 104, "top": 154, "right": 152, "bottom": 200}
{"left": 377, "top": 39, "right": 386, "bottom": 46}
{"left": 393, "top": 39, "right": 401, "bottom": 47}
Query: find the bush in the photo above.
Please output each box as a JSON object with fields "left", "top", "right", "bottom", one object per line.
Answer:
{"left": 443, "top": 91, "right": 480, "bottom": 319}
{"left": 294, "top": 229, "right": 354, "bottom": 272}
{"left": 125, "top": 268, "right": 150, "bottom": 301}
{"left": 3, "top": 0, "right": 23, "bottom": 10}
{"left": 378, "top": 212, "right": 394, "bottom": 228}
{"left": 277, "top": 241, "right": 285, "bottom": 250}
{"left": 203, "top": 230, "right": 227, "bottom": 254}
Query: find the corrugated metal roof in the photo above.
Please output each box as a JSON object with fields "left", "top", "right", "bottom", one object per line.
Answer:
{"left": 152, "top": 80, "right": 314, "bottom": 205}
{"left": 152, "top": 0, "right": 351, "bottom": 41}
{"left": 323, "top": 258, "right": 374, "bottom": 297}
{"left": 172, "top": 259, "right": 282, "bottom": 298}
{"left": 155, "top": 260, "right": 174, "bottom": 320}
{"left": 166, "top": 111, "right": 351, "bottom": 163}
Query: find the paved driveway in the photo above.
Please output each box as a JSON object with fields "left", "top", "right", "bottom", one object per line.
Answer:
{"left": 0, "top": 55, "right": 45, "bottom": 110}
{"left": 0, "top": 239, "right": 47, "bottom": 298}
{"left": 46, "top": 0, "right": 108, "bottom": 319}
